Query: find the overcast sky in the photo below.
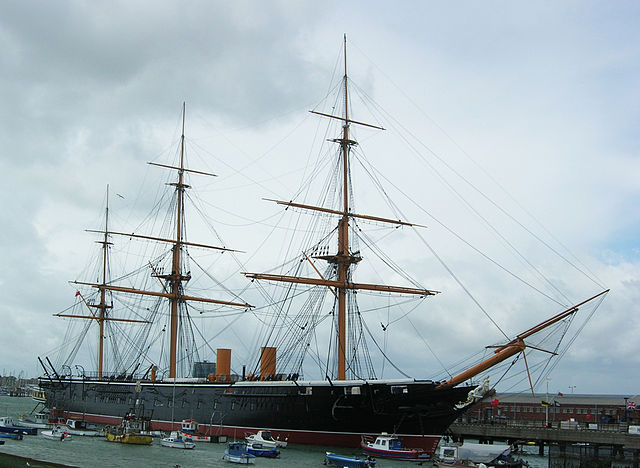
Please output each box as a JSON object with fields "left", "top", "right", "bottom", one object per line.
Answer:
{"left": 0, "top": 1, "right": 638, "bottom": 397}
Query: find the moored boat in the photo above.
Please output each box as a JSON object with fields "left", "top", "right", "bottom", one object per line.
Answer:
{"left": 0, "top": 432, "right": 23, "bottom": 440}
{"left": 223, "top": 441, "right": 256, "bottom": 464}
{"left": 160, "top": 431, "right": 195, "bottom": 449}
{"left": 361, "top": 434, "right": 431, "bottom": 461}
{"left": 62, "top": 418, "right": 102, "bottom": 437}
{"left": 179, "top": 419, "right": 211, "bottom": 441}
{"left": 41, "top": 425, "right": 72, "bottom": 441}
{"left": 18, "top": 412, "right": 51, "bottom": 429}
{"left": 434, "top": 442, "right": 527, "bottom": 468}
{"left": 325, "top": 452, "right": 376, "bottom": 468}
{"left": 104, "top": 411, "right": 152, "bottom": 445}
{"left": 245, "top": 429, "right": 287, "bottom": 449}
{"left": 0, "top": 417, "right": 38, "bottom": 436}
{"left": 247, "top": 441, "right": 280, "bottom": 458}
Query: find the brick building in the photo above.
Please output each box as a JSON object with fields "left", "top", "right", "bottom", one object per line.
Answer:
{"left": 467, "top": 393, "right": 640, "bottom": 426}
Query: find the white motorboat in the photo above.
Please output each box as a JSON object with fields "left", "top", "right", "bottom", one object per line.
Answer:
{"left": 62, "top": 419, "right": 102, "bottom": 437}
{"left": 245, "top": 430, "right": 287, "bottom": 449}
{"left": 41, "top": 425, "right": 72, "bottom": 441}
{"left": 160, "top": 431, "right": 195, "bottom": 449}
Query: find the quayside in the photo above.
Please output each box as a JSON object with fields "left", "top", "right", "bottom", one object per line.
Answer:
{"left": 38, "top": 37, "right": 608, "bottom": 454}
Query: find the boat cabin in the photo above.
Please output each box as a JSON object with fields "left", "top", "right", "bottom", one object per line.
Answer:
{"left": 181, "top": 419, "right": 197, "bottom": 433}
{"left": 371, "top": 435, "right": 404, "bottom": 450}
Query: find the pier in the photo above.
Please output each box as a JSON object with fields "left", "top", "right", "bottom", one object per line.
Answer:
{"left": 448, "top": 421, "right": 640, "bottom": 455}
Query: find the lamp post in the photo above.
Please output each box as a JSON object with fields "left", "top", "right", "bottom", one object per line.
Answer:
{"left": 545, "top": 377, "right": 551, "bottom": 428}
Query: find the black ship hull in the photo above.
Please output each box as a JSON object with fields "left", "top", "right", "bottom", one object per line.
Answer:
{"left": 39, "top": 377, "right": 475, "bottom": 453}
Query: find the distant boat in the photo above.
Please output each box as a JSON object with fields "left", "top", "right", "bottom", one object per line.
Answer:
{"left": 41, "top": 425, "right": 72, "bottom": 441}
{"left": 247, "top": 441, "right": 280, "bottom": 458}
{"left": 360, "top": 434, "right": 430, "bottom": 461}
{"left": 245, "top": 430, "right": 287, "bottom": 448}
{"left": 0, "top": 417, "right": 38, "bottom": 436}
{"left": 160, "top": 431, "right": 195, "bottom": 449}
{"left": 325, "top": 452, "right": 376, "bottom": 468}
{"left": 223, "top": 441, "right": 256, "bottom": 464}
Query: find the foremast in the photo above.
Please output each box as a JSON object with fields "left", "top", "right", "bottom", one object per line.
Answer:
{"left": 244, "top": 36, "right": 437, "bottom": 380}
{"left": 72, "top": 103, "right": 253, "bottom": 379}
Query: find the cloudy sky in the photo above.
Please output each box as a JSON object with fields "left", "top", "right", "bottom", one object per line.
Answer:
{"left": 0, "top": 1, "right": 638, "bottom": 397}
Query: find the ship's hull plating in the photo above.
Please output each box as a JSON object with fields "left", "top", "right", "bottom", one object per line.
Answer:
{"left": 39, "top": 377, "right": 473, "bottom": 454}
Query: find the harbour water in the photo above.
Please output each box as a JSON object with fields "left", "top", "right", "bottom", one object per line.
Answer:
{"left": 0, "top": 396, "right": 548, "bottom": 467}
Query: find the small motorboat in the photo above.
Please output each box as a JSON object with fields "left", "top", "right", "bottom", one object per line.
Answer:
{"left": 41, "top": 425, "right": 72, "bottom": 441}
{"left": 18, "top": 412, "right": 51, "bottom": 429}
{"left": 160, "top": 431, "right": 195, "bottom": 449}
{"left": 223, "top": 441, "right": 256, "bottom": 464}
{"left": 361, "top": 434, "right": 430, "bottom": 461}
{"left": 62, "top": 419, "right": 102, "bottom": 437}
{"left": 245, "top": 429, "right": 287, "bottom": 448}
{"left": 0, "top": 432, "right": 23, "bottom": 440}
{"left": 0, "top": 417, "right": 38, "bottom": 436}
{"left": 325, "top": 452, "right": 376, "bottom": 468}
{"left": 434, "top": 442, "right": 527, "bottom": 468}
{"left": 247, "top": 441, "right": 280, "bottom": 458}
{"left": 180, "top": 419, "right": 211, "bottom": 442}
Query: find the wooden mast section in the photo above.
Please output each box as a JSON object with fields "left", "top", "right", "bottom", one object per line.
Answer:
{"left": 71, "top": 103, "right": 253, "bottom": 380}
{"left": 97, "top": 186, "right": 110, "bottom": 378}
{"left": 244, "top": 36, "right": 436, "bottom": 381}
{"left": 436, "top": 289, "right": 609, "bottom": 389}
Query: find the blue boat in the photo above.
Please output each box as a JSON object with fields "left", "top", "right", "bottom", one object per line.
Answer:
{"left": 0, "top": 432, "right": 24, "bottom": 440}
{"left": 0, "top": 417, "right": 38, "bottom": 436}
{"left": 325, "top": 452, "right": 376, "bottom": 468}
{"left": 247, "top": 441, "right": 280, "bottom": 458}
{"left": 223, "top": 441, "right": 256, "bottom": 464}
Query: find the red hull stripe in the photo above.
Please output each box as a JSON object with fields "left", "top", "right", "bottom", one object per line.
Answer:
{"left": 64, "top": 410, "right": 442, "bottom": 453}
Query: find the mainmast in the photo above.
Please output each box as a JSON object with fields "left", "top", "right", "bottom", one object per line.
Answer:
{"left": 244, "top": 35, "right": 437, "bottom": 381}
{"left": 168, "top": 103, "right": 188, "bottom": 379}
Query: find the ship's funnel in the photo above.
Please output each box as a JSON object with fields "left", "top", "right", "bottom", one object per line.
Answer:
{"left": 260, "top": 346, "right": 276, "bottom": 380}
{"left": 216, "top": 348, "right": 231, "bottom": 381}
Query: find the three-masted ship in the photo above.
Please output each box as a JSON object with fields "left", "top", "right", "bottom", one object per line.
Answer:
{"left": 38, "top": 38, "right": 608, "bottom": 455}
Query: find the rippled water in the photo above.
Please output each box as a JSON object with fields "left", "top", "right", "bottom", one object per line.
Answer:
{"left": 0, "top": 396, "right": 548, "bottom": 468}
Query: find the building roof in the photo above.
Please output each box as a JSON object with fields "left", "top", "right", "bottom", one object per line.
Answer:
{"left": 493, "top": 393, "right": 640, "bottom": 406}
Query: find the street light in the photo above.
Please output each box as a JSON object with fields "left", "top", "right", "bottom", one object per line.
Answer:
{"left": 546, "top": 377, "right": 552, "bottom": 428}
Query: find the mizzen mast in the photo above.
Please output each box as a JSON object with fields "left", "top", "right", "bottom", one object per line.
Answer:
{"left": 244, "top": 35, "right": 436, "bottom": 381}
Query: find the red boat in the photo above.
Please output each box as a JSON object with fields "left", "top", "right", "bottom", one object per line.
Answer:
{"left": 361, "top": 434, "right": 432, "bottom": 461}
